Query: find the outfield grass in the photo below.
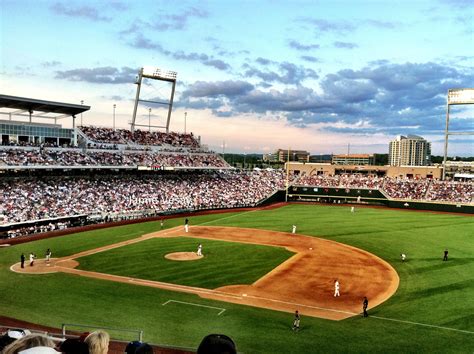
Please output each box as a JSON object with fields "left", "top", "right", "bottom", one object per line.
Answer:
{"left": 1, "top": 205, "right": 473, "bottom": 353}
{"left": 76, "top": 237, "right": 294, "bottom": 288}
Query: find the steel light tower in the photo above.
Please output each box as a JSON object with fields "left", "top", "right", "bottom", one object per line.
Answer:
{"left": 131, "top": 66, "right": 177, "bottom": 133}
{"left": 113, "top": 104, "right": 116, "bottom": 130}
{"left": 442, "top": 88, "right": 474, "bottom": 179}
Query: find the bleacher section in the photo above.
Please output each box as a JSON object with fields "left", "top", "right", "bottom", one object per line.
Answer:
{"left": 295, "top": 174, "right": 473, "bottom": 204}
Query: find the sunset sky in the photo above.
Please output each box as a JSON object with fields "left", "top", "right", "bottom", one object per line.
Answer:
{"left": 1, "top": 0, "right": 473, "bottom": 155}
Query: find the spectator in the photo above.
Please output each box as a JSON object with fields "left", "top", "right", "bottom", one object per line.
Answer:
{"left": 2, "top": 334, "right": 57, "bottom": 354}
{"left": 197, "top": 334, "right": 236, "bottom": 354}
{"left": 84, "top": 330, "right": 109, "bottom": 354}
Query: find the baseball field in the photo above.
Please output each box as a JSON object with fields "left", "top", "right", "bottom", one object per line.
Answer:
{"left": 1, "top": 204, "right": 473, "bottom": 353}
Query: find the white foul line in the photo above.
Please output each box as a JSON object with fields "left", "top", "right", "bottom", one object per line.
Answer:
{"left": 244, "top": 294, "right": 357, "bottom": 316}
{"left": 369, "top": 315, "right": 474, "bottom": 335}
{"left": 198, "top": 209, "right": 257, "bottom": 226}
{"left": 162, "top": 300, "right": 226, "bottom": 316}
{"left": 242, "top": 294, "right": 474, "bottom": 334}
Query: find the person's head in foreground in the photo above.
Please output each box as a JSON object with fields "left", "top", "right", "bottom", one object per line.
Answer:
{"left": 197, "top": 334, "right": 236, "bottom": 354}
{"left": 2, "top": 334, "right": 57, "bottom": 354}
{"left": 84, "top": 330, "right": 109, "bottom": 354}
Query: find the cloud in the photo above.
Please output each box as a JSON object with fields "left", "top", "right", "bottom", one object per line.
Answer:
{"left": 299, "top": 17, "right": 355, "bottom": 33}
{"left": 109, "top": 1, "right": 128, "bottom": 10}
{"left": 148, "top": 7, "right": 208, "bottom": 31}
{"left": 288, "top": 40, "right": 320, "bottom": 51}
{"left": 178, "top": 61, "right": 473, "bottom": 136}
{"left": 203, "top": 59, "right": 231, "bottom": 70}
{"left": 55, "top": 66, "right": 137, "bottom": 84}
{"left": 182, "top": 80, "right": 254, "bottom": 98}
{"left": 298, "top": 17, "right": 400, "bottom": 35}
{"left": 154, "top": 7, "right": 207, "bottom": 31}
{"left": 364, "top": 19, "right": 398, "bottom": 29}
{"left": 301, "top": 55, "right": 321, "bottom": 63}
{"left": 439, "top": 0, "right": 473, "bottom": 8}
{"left": 333, "top": 41, "right": 358, "bottom": 49}
{"left": 50, "top": 3, "right": 111, "bottom": 22}
{"left": 243, "top": 61, "right": 319, "bottom": 85}
{"left": 255, "top": 57, "right": 275, "bottom": 66}
{"left": 125, "top": 34, "right": 231, "bottom": 71}
{"left": 41, "top": 61, "right": 61, "bottom": 67}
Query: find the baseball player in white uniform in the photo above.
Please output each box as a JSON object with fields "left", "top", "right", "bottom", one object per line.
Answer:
{"left": 185, "top": 218, "right": 189, "bottom": 233}
{"left": 45, "top": 248, "right": 52, "bottom": 262}
{"left": 351, "top": 206, "right": 355, "bottom": 213}
{"left": 197, "top": 244, "right": 202, "bottom": 256}
{"left": 334, "top": 279, "right": 340, "bottom": 297}
{"left": 292, "top": 225, "right": 296, "bottom": 234}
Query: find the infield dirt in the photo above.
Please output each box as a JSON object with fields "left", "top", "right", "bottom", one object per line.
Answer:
{"left": 11, "top": 226, "right": 399, "bottom": 320}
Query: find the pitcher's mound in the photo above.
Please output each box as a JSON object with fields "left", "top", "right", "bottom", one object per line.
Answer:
{"left": 165, "top": 252, "right": 203, "bottom": 261}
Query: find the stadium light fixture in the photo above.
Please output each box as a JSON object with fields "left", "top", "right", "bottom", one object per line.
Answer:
{"left": 142, "top": 66, "right": 177, "bottom": 81}
{"left": 447, "top": 88, "right": 474, "bottom": 105}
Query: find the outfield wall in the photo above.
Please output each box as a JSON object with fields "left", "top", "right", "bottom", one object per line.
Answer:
{"left": 286, "top": 186, "right": 474, "bottom": 214}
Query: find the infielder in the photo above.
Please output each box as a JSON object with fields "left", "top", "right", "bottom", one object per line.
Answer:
{"left": 362, "top": 297, "right": 368, "bottom": 317}
{"left": 29, "top": 253, "right": 35, "bottom": 267}
{"left": 185, "top": 218, "right": 189, "bottom": 233}
{"left": 400, "top": 253, "right": 406, "bottom": 262}
{"left": 292, "top": 310, "right": 300, "bottom": 331}
{"left": 45, "top": 248, "right": 52, "bottom": 262}
{"left": 334, "top": 279, "right": 340, "bottom": 297}
{"left": 292, "top": 225, "right": 296, "bottom": 234}
{"left": 197, "top": 244, "right": 203, "bottom": 257}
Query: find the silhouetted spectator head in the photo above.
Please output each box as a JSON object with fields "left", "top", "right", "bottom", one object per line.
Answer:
{"left": 59, "top": 338, "right": 89, "bottom": 354}
{"left": 125, "top": 341, "right": 142, "bottom": 354}
{"left": 197, "top": 334, "right": 236, "bottom": 354}
{"left": 135, "top": 343, "right": 153, "bottom": 354}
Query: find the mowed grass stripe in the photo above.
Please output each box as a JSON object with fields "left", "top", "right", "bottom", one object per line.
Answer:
{"left": 76, "top": 237, "right": 294, "bottom": 289}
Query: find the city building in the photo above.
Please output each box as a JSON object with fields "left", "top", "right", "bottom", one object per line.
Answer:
{"left": 264, "top": 149, "right": 310, "bottom": 163}
{"left": 286, "top": 162, "right": 443, "bottom": 179}
{"left": 332, "top": 154, "right": 375, "bottom": 165}
{"left": 389, "top": 135, "right": 431, "bottom": 166}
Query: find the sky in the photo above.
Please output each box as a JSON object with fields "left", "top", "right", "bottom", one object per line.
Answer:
{"left": 1, "top": 0, "right": 473, "bottom": 156}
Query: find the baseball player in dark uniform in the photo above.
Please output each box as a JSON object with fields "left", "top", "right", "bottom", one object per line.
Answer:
{"left": 20, "top": 253, "right": 25, "bottom": 268}
{"left": 363, "top": 297, "right": 368, "bottom": 317}
{"left": 443, "top": 248, "right": 448, "bottom": 261}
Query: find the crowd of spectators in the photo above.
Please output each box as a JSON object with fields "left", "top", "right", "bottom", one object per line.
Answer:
{"left": 382, "top": 178, "right": 431, "bottom": 200}
{"left": 297, "top": 174, "right": 384, "bottom": 189}
{"left": 295, "top": 174, "right": 473, "bottom": 204}
{"left": 0, "top": 328, "right": 235, "bottom": 354}
{"left": 79, "top": 126, "right": 200, "bottom": 148}
{"left": 0, "top": 148, "right": 228, "bottom": 168}
{"left": 425, "top": 180, "right": 474, "bottom": 204}
{"left": 0, "top": 170, "right": 287, "bottom": 225}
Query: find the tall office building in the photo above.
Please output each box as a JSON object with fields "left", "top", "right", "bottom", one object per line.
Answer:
{"left": 389, "top": 135, "right": 431, "bottom": 166}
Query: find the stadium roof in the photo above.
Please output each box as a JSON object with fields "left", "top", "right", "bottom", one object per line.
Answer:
{"left": 0, "top": 94, "right": 90, "bottom": 117}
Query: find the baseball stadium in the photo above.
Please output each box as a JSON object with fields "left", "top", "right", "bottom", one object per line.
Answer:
{"left": 2, "top": 2, "right": 474, "bottom": 348}
{"left": 0, "top": 77, "right": 473, "bottom": 354}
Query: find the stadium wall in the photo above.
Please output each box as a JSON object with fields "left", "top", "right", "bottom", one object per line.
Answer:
{"left": 286, "top": 186, "right": 474, "bottom": 214}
